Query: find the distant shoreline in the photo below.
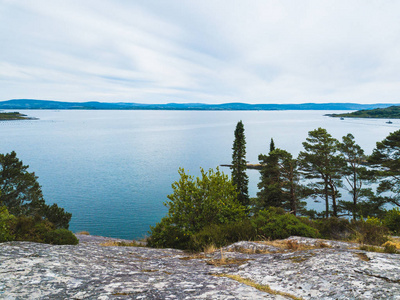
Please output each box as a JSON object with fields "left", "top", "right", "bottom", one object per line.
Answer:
{"left": 0, "top": 99, "right": 396, "bottom": 111}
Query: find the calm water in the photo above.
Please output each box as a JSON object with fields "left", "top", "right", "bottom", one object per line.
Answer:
{"left": 1, "top": 110, "right": 398, "bottom": 239}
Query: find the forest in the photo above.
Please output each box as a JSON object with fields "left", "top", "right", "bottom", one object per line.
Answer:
{"left": 148, "top": 122, "right": 400, "bottom": 251}
{"left": 329, "top": 105, "right": 400, "bottom": 119}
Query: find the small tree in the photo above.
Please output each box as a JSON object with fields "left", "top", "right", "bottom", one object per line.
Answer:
{"left": 148, "top": 167, "right": 246, "bottom": 249}
{"left": 231, "top": 121, "right": 249, "bottom": 206}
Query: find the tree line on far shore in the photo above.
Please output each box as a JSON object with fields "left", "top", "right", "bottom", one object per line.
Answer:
{"left": 148, "top": 121, "right": 400, "bottom": 251}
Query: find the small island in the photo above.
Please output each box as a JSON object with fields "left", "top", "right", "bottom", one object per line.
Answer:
{"left": 0, "top": 112, "right": 32, "bottom": 120}
{"left": 327, "top": 105, "right": 400, "bottom": 119}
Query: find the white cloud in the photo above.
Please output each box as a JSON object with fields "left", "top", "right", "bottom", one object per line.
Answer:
{"left": 1, "top": 0, "right": 400, "bottom": 103}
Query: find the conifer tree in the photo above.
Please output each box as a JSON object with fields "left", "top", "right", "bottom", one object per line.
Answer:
{"left": 231, "top": 121, "right": 249, "bottom": 206}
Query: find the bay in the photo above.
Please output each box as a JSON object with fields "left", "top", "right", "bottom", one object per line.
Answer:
{"left": 1, "top": 110, "right": 398, "bottom": 239}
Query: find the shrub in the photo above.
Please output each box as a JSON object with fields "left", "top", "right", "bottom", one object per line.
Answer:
{"left": 251, "top": 207, "right": 319, "bottom": 240}
{"left": 44, "top": 229, "right": 79, "bottom": 245}
{"left": 148, "top": 168, "right": 247, "bottom": 249}
{"left": 382, "top": 241, "right": 398, "bottom": 254}
{"left": 383, "top": 208, "right": 400, "bottom": 234}
{"left": 351, "top": 218, "right": 389, "bottom": 245}
{"left": 9, "top": 215, "right": 55, "bottom": 243}
{"left": 0, "top": 206, "right": 15, "bottom": 242}
{"left": 313, "top": 217, "right": 352, "bottom": 240}
{"left": 189, "top": 219, "right": 256, "bottom": 251}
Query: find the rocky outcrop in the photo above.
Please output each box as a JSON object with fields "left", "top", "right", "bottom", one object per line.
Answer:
{"left": 1, "top": 235, "right": 400, "bottom": 299}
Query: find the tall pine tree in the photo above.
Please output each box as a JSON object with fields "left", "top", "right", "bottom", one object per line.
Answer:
{"left": 231, "top": 121, "right": 249, "bottom": 206}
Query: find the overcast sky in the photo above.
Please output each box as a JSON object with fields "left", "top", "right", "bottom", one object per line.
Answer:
{"left": 1, "top": 0, "right": 400, "bottom": 104}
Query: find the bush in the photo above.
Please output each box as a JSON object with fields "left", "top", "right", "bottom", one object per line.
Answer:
{"left": 44, "top": 229, "right": 79, "bottom": 245}
{"left": 314, "top": 217, "right": 353, "bottom": 240}
{"left": 9, "top": 215, "right": 55, "bottom": 243}
{"left": 189, "top": 219, "right": 256, "bottom": 251}
{"left": 251, "top": 207, "right": 319, "bottom": 240}
{"left": 383, "top": 208, "right": 400, "bottom": 234}
{"left": 148, "top": 168, "right": 247, "bottom": 249}
{"left": 351, "top": 218, "right": 389, "bottom": 245}
{"left": 0, "top": 206, "right": 15, "bottom": 242}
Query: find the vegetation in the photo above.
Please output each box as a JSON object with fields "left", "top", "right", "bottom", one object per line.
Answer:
{"left": 147, "top": 167, "right": 246, "bottom": 250}
{"left": 231, "top": 121, "right": 249, "bottom": 206}
{"left": 0, "top": 112, "right": 30, "bottom": 120}
{"left": 329, "top": 105, "right": 400, "bottom": 119}
{"left": 147, "top": 122, "right": 400, "bottom": 251}
{"left": 0, "top": 151, "right": 76, "bottom": 245}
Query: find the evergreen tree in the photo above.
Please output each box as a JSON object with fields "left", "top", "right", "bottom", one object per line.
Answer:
{"left": 298, "top": 128, "right": 345, "bottom": 218}
{"left": 257, "top": 149, "right": 305, "bottom": 215}
{"left": 0, "top": 151, "right": 71, "bottom": 229}
{"left": 368, "top": 129, "right": 400, "bottom": 207}
{"left": 338, "top": 134, "right": 373, "bottom": 219}
{"left": 231, "top": 121, "right": 249, "bottom": 206}
{"left": 269, "top": 138, "right": 275, "bottom": 153}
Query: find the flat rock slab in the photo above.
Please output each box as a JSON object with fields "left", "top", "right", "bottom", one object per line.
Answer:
{"left": 1, "top": 236, "right": 400, "bottom": 299}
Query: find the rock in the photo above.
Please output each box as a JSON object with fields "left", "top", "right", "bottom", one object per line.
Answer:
{"left": 1, "top": 236, "right": 400, "bottom": 299}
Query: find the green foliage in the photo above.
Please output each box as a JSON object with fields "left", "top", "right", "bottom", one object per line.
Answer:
{"left": 352, "top": 218, "right": 389, "bottom": 245}
{"left": 44, "top": 228, "right": 79, "bottom": 245}
{"left": 314, "top": 217, "right": 352, "bottom": 240}
{"left": 256, "top": 149, "right": 305, "bottom": 215}
{"left": 189, "top": 220, "right": 256, "bottom": 251}
{"left": 148, "top": 168, "right": 246, "bottom": 249}
{"left": 231, "top": 121, "right": 249, "bottom": 206}
{"left": 10, "top": 214, "right": 55, "bottom": 243}
{"left": 0, "top": 206, "right": 15, "bottom": 242}
{"left": 383, "top": 208, "right": 400, "bottom": 234}
{"left": 0, "top": 151, "right": 71, "bottom": 229}
{"left": 298, "top": 128, "right": 345, "bottom": 218}
{"left": 333, "top": 105, "right": 400, "bottom": 119}
{"left": 368, "top": 129, "right": 400, "bottom": 208}
{"left": 251, "top": 207, "right": 319, "bottom": 240}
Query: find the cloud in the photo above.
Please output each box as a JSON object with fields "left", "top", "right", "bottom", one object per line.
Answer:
{"left": 1, "top": 0, "right": 400, "bottom": 103}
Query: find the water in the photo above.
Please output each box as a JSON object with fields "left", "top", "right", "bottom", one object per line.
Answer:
{"left": 1, "top": 110, "right": 398, "bottom": 239}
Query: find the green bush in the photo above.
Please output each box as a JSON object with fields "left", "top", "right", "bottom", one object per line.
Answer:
{"left": 189, "top": 219, "right": 256, "bottom": 251}
{"left": 148, "top": 168, "right": 247, "bottom": 249}
{"left": 251, "top": 207, "right": 319, "bottom": 240}
{"left": 383, "top": 208, "right": 400, "bottom": 234}
{"left": 351, "top": 218, "right": 389, "bottom": 245}
{"left": 0, "top": 206, "right": 15, "bottom": 242}
{"left": 9, "top": 215, "right": 55, "bottom": 243}
{"left": 44, "top": 229, "right": 79, "bottom": 245}
{"left": 314, "top": 217, "right": 352, "bottom": 240}
{"left": 147, "top": 218, "right": 190, "bottom": 249}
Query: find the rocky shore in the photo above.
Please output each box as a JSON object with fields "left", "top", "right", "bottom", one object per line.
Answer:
{"left": 1, "top": 235, "right": 400, "bottom": 299}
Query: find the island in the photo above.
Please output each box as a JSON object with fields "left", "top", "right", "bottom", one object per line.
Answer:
{"left": 327, "top": 105, "right": 400, "bottom": 119}
{"left": 0, "top": 112, "right": 33, "bottom": 120}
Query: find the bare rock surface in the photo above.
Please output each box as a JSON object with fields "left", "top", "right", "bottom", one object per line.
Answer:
{"left": 1, "top": 235, "right": 400, "bottom": 299}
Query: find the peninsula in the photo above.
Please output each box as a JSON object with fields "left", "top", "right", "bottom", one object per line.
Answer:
{"left": 327, "top": 105, "right": 400, "bottom": 119}
{"left": 0, "top": 112, "right": 31, "bottom": 120}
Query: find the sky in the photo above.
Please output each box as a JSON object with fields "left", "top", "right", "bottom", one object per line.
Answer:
{"left": 1, "top": 0, "right": 400, "bottom": 104}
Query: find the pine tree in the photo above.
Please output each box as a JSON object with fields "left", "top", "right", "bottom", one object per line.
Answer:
{"left": 231, "top": 121, "right": 249, "bottom": 206}
{"left": 298, "top": 128, "right": 345, "bottom": 218}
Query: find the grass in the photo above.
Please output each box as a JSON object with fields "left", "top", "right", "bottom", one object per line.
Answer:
{"left": 213, "top": 274, "right": 303, "bottom": 300}
{"left": 99, "top": 240, "right": 145, "bottom": 247}
{"left": 354, "top": 252, "right": 370, "bottom": 261}
{"left": 255, "top": 239, "right": 331, "bottom": 252}
{"left": 206, "top": 257, "right": 252, "bottom": 267}
{"left": 76, "top": 231, "right": 90, "bottom": 235}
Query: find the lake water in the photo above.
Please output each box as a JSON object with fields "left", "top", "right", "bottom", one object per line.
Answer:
{"left": 1, "top": 110, "right": 398, "bottom": 239}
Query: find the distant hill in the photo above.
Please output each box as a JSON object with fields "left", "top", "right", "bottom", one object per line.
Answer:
{"left": 328, "top": 105, "right": 400, "bottom": 119}
{"left": 0, "top": 99, "right": 396, "bottom": 111}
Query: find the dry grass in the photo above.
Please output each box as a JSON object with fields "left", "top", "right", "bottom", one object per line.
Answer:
{"left": 213, "top": 274, "right": 303, "bottom": 300}
{"left": 354, "top": 252, "right": 371, "bottom": 261}
{"left": 99, "top": 240, "right": 144, "bottom": 247}
{"left": 76, "top": 231, "right": 90, "bottom": 235}
{"left": 206, "top": 258, "right": 252, "bottom": 267}
{"left": 257, "top": 239, "right": 331, "bottom": 252}
{"left": 203, "top": 244, "right": 218, "bottom": 254}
